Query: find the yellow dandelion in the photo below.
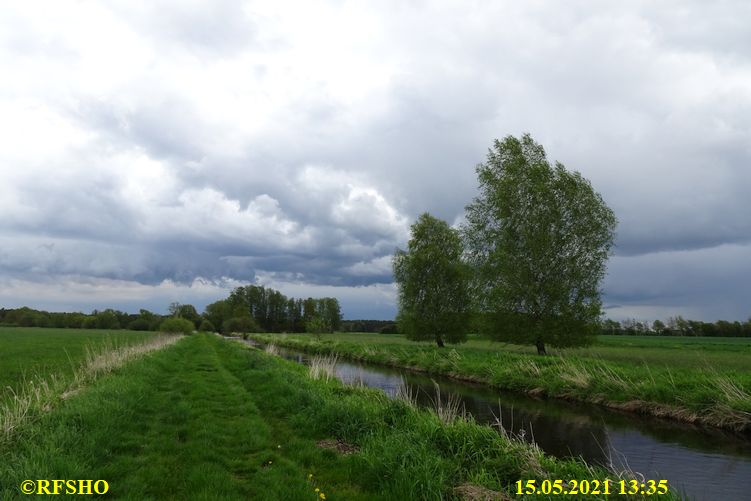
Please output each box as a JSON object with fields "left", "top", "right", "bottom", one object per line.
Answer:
{"left": 315, "top": 488, "right": 320, "bottom": 493}
{"left": 319, "top": 493, "right": 326, "bottom": 500}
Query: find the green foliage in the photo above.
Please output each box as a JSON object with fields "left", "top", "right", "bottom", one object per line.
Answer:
{"left": 305, "top": 316, "right": 328, "bottom": 337}
{"left": 222, "top": 316, "right": 260, "bottom": 334}
{"left": 81, "top": 316, "right": 98, "bottom": 329}
{"left": 198, "top": 319, "right": 215, "bottom": 332}
{"left": 463, "top": 134, "right": 617, "bottom": 354}
{"left": 127, "top": 318, "right": 151, "bottom": 331}
{"left": 159, "top": 317, "right": 195, "bottom": 335}
{"left": 226, "top": 285, "right": 341, "bottom": 333}
{"left": 393, "top": 213, "right": 471, "bottom": 347}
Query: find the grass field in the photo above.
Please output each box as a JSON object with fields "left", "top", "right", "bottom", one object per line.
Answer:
{"left": 249, "top": 332, "right": 751, "bottom": 432}
{"left": 1, "top": 333, "right": 658, "bottom": 500}
{"left": 0, "top": 327, "right": 155, "bottom": 400}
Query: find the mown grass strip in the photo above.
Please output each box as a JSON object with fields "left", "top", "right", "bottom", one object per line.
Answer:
{"left": 249, "top": 334, "right": 751, "bottom": 433}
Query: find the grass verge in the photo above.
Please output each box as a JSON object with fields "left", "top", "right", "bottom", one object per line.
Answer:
{"left": 249, "top": 333, "right": 751, "bottom": 433}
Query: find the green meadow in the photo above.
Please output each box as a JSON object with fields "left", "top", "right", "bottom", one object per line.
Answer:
{"left": 249, "top": 332, "right": 751, "bottom": 432}
{"left": 0, "top": 327, "right": 155, "bottom": 400}
{"left": 1, "top": 331, "right": 674, "bottom": 500}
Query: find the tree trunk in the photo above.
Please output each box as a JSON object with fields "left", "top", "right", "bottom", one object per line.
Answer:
{"left": 535, "top": 340, "right": 547, "bottom": 355}
{"left": 436, "top": 336, "right": 445, "bottom": 348}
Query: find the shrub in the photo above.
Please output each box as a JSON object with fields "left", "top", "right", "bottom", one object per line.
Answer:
{"left": 159, "top": 317, "right": 195, "bottom": 335}
{"left": 198, "top": 319, "right": 215, "bottom": 332}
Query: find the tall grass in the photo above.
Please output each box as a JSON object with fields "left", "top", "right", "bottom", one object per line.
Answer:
{"left": 428, "top": 381, "right": 466, "bottom": 424}
{"left": 264, "top": 343, "right": 281, "bottom": 356}
{"left": 309, "top": 354, "right": 338, "bottom": 381}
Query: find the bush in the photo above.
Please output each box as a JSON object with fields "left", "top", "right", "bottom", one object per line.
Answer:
{"left": 198, "top": 319, "right": 215, "bottom": 332}
{"left": 159, "top": 317, "right": 195, "bottom": 335}
{"left": 222, "top": 316, "right": 260, "bottom": 335}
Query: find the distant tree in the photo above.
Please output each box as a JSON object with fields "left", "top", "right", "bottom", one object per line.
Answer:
{"left": 168, "top": 302, "right": 182, "bottom": 317}
{"left": 305, "top": 316, "right": 328, "bottom": 339}
{"left": 175, "top": 304, "right": 201, "bottom": 328}
{"left": 463, "top": 134, "right": 617, "bottom": 354}
{"left": 204, "top": 299, "right": 237, "bottom": 332}
{"left": 601, "top": 319, "right": 621, "bottom": 335}
{"left": 222, "top": 316, "right": 260, "bottom": 335}
{"left": 94, "top": 309, "right": 121, "bottom": 330}
{"left": 81, "top": 316, "right": 98, "bottom": 329}
{"left": 378, "top": 323, "right": 399, "bottom": 334}
{"left": 198, "top": 319, "right": 215, "bottom": 332}
{"left": 127, "top": 318, "right": 151, "bottom": 331}
{"left": 652, "top": 319, "right": 667, "bottom": 335}
{"left": 159, "top": 317, "right": 194, "bottom": 335}
{"left": 393, "top": 213, "right": 471, "bottom": 347}
{"left": 302, "top": 298, "right": 317, "bottom": 324}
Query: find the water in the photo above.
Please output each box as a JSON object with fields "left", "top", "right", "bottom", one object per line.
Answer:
{"left": 240, "top": 339, "right": 751, "bottom": 500}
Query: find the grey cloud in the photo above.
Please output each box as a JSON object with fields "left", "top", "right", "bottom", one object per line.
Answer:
{"left": 604, "top": 243, "right": 751, "bottom": 321}
{"left": 2, "top": 1, "right": 751, "bottom": 319}
{"left": 109, "top": 0, "right": 261, "bottom": 56}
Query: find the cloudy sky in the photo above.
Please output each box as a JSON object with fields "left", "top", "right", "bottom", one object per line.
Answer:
{"left": 1, "top": 1, "right": 750, "bottom": 321}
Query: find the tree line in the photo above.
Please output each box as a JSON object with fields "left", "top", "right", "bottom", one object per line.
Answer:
{"left": 0, "top": 285, "right": 342, "bottom": 335}
{"left": 205, "top": 285, "right": 342, "bottom": 334}
{"left": 0, "top": 306, "right": 163, "bottom": 331}
{"left": 601, "top": 317, "right": 751, "bottom": 337}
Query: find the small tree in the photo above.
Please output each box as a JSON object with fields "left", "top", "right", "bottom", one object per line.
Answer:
{"left": 305, "top": 315, "right": 328, "bottom": 340}
{"left": 463, "top": 134, "right": 617, "bottom": 354}
{"left": 393, "top": 213, "right": 471, "bottom": 347}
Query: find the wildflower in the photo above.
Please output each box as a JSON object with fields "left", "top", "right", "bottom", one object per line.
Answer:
{"left": 308, "top": 473, "right": 313, "bottom": 480}
{"left": 268, "top": 461, "right": 272, "bottom": 464}
{"left": 277, "top": 445, "right": 281, "bottom": 448}
{"left": 319, "top": 493, "right": 326, "bottom": 500}
{"left": 315, "top": 488, "right": 320, "bottom": 493}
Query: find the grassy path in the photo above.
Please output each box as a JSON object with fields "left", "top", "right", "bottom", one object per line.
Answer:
{"left": 1, "top": 335, "right": 377, "bottom": 500}
{"left": 1, "top": 334, "right": 675, "bottom": 499}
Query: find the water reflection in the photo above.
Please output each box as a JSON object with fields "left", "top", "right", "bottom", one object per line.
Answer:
{"left": 241, "top": 339, "right": 751, "bottom": 501}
